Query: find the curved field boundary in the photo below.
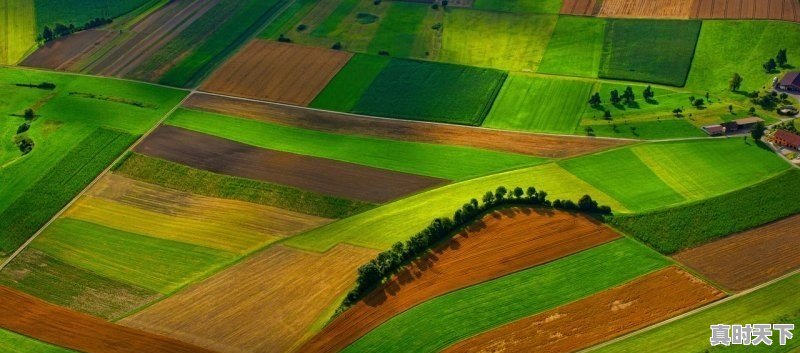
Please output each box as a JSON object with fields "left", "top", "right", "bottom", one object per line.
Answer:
{"left": 442, "top": 267, "right": 724, "bottom": 353}
{"left": 0, "top": 285, "right": 216, "bottom": 353}
{"left": 134, "top": 125, "right": 447, "bottom": 203}
{"left": 691, "top": 0, "right": 800, "bottom": 22}
{"left": 201, "top": 40, "right": 352, "bottom": 106}
{"left": 599, "top": 0, "right": 696, "bottom": 18}
{"left": 120, "top": 244, "right": 378, "bottom": 353}
{"left": 674, "top": 213, "right": 800, "bottom": 291}
{"left": 299, "top": 207, "right": 621, "bottom": 353}
{"left": 184, "top": 93, "right": 633, "bottom": 158}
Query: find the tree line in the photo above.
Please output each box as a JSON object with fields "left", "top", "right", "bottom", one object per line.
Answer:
{"left": 39, "top": 18, "right": 113, "bottom": 43}
{"left": 336, "top": 186, "right": 612, "bottom": 314}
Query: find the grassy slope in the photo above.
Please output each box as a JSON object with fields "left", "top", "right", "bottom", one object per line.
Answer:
{"left": 310, "top": 54, "right": 390, "bottom": 111}
{"left": 166, "top": 108, "right": 545, "bottom": 181}
{"left": 472, "top": 0, "right": 563, "bottom": 14}
{"left": 0, "top": 67, "right": 185, "bottom": 256}
{"left": 560, "top": 147, "right": 686, "bottom": 212}
{"left": 483, "top": 74, "right": 594, "bottom": 134}
{"left": 600, "top": 19, "right": 701, "bottom": 87}
{"left": 538, "top": 16, "right": 605, "bottom": 78}
{"left": 687, "top": 21, "right": 800, "bottom": 97}
{"left": 0, "top": 0, "right": 35, "bottom": 65}
{"left": 286, "top": 162, "right": 627, "bottom": 252}
{"left": 440, "top": 9, "right": 556, "bottom": 72}
{"left": 343, "top": 238, "right": 670, "bottom": 353}
{"left": 31, "top": 218, "right": 234, "bottom": 294}
{"left": 115, "top": 153, "right": 373, "bottom": 219}
{"left": 34, "top": 0, "right": 151, "bottom": 31}
{"left": 597, "top": 273, "right": 800, "bottom": 353}
{"left": 352, "top": 58, "right": 506, "bottom": 125}
{"left": 0, "top": 328, "right": 77, "bottom": 353}
{"left": 612, "top": 169, "right": 800, "bottom": 254}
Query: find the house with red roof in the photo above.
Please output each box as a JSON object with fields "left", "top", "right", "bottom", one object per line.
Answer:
{"left": 774, "top": 129, "right": 800, "bottom": 149}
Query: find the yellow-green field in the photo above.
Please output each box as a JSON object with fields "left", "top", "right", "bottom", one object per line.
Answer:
{"left": 0, "top": 0, "right": 36, "bottom": 64}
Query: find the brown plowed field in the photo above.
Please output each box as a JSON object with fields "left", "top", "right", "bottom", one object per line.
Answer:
{"left": 201, "top": 40, "right": 352, "bottom": 106}
{"left": 561, "top": 0, "right": 600, "bottom": 15}
{"left": 185, "top": 93, "right": 632, "bottom": 158}
{"left": 0, "top": 285, "right": 216, "bottom": 353}
{"left": 298, "top": 207, "right": 621, "bottom": 353}
{"left": 120, "top": 244, "right": 377, "bottom": 353}
{"left": 442, "top": 267, "right": 725, "bottom": 353}
{"left": 90, "top": 0, "right": 219, "bottom": 77}
{"left": 691, "top": 0, "right": 800, "bottom": 21}
{"left": 21, "top": 29, "right": 116, "bottom": 70}
{"left": 674, "top": 214, "right": 800, "bottom": 291}
{"left": 599, "top": 0, "right": 695, "bottom": 18}
{"left": 135, "top": 125, "right": 446, "bottom": 203}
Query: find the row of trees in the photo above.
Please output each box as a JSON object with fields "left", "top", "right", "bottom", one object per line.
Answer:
{"left": 13, "top": 109, "right": 36, "bottom": 155}
{"left": 337, "top": 187, "right": 612, "bottom": 313}
{"left": 589, "top": 85, "right": 655, "bottom": 107}
{"left": 39, "top": 18, "right": 112, "bottom": 43}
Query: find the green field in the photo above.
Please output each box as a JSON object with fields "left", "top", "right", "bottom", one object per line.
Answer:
{"left": 560, "top": 147, "right": 686, "bottom": 212}
{"left": 34, "top": 0, "right": 151, "bottom": 31}
{"left": 0, "top": 328, "right": 77, "bottom": 353}
{"left": 612, "top": 169, "right": 800, "bottom": 254}
{"left": 0, "top": 67, "right": 185, "bottom": 258}
{"left": 286, "top": 162, "right": 627, "bottom": 252}
{"left": 31, "top": 218, "right": 234, "bottom": 294}
{"left": 538, "top": 16, "right": 605, "bottom": 78}
{"left": 483, "top": 74, "right": 594, "bottom": 134}
{"left": 366, "top": 2, "right": 431, "bottom": 57}
{"left": 687, "top": 21, "right": 800, "bottom": 97}
{"left": 310, "top": 54, "right": 390, "bottom": 111}
{"left": 260, "top": 0, "right": 318, "bottom": 39}
{"left": 473, "top": 0, "right": 563, "bottom": 14}
{"left": 167, "top": 108, "right": 544, "bottom": 181}
{"left": 0, "top": 0, "right": 35, "bottom": 65}
{"left": 584, "top": 119, "right": 705, "bottom": 139}
{"left": 597, "top": 273, "right": 800, "bottom": 353}
{"left": 0, "top": 248, "right": 157, "bottom": 319}
{"left": 599, "top": 19, "right": 701, "bottom": 86}
{"left": 342, "top": 238, "right": 670, "bottom": 353}
{"left": 440, "top": 9, "right": 556, "bottom": 72}
{"left": 352, "top": 58, "right": 506, "bottom": 125}
{"left": 115, "top": 153, "right": 373, "bottom": 219}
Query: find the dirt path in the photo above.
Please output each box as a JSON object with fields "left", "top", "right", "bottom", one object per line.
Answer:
{"left": 299, "top": 207, "right": 621, "bottom": 353}
{"left": 0, "top": 285, "right": 216, "bottom": 353}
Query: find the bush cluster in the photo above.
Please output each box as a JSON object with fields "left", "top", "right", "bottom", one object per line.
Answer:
{"left": 336, "top": 186, "right": 612, "bottom": 313}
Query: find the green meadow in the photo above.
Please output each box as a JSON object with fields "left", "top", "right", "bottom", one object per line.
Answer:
{"left": 34, "top": 0, "right": 152, "bottom": 31}
{"left": 538, "top": 16, "right": 605, "bottom": 78}
{"left": 286, "top": 162, "right": 626, "bottom": 252}
{"left": 366, "top": 2, "right": 431, "bottom": 57}
{"left": 343, "top": 238, "right": 670, "bottom": 353}
{"left": 440, "top": 9, "right": 557, "bottom": 72}
{"left": 597, "top": 273, "right": 800, "bottom": 353}
{"left": 0, "top": 0, "right": 35, "bottom": 65}
{"left": 0, "top": 328, "right": 77, "bottom": 353}
{"left": 310, "top": 54, "right": 390, "bottom": 112}
{"left": 473, "top": 0, "right": 563, "bottom": 14}
{"left": 352, "top": 59, "right": 506, "bottom": 125}
{"left": 166, "top": 108, "right": 545, "bottom": 181}
{"left": 483, "top": 74, "right": 594, "bottom": 134}
{"left": 600, "top": 19, "right": 701, "bottom": 86}
{"left": 0, "top": 67, "right": 185, "bottom": 257}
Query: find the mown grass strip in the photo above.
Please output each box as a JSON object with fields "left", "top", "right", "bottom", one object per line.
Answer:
{"left": 114, "top": 153, "right": 374, "bottom": 219}
{"left": 611, "top": 169, "right": 800, "bottom": 254}
{"left": 342, "top": 238, "right": 670, "bottom": 353}
{"left": 0, "top": 128, "right": 137, "bottom": 258}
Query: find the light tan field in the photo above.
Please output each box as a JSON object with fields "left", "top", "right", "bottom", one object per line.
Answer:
{"left": 201, "top": 40, "right": 352, "bottom": 106}
{"left": 442, "top": 267, "right": 725, "bottom": 353}
{"left": 600, "top": 0, "right": 696, "bottom": 18}
{"left": 65, "top": 174, "right": 332, "bottom": 253}
{"left": 120, "top": 244, "right": 377, "bottom": 353}
{"left": 692, "top": 0, "right": 800, "bottom": 22}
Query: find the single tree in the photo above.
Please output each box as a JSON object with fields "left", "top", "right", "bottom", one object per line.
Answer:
{"left": 513, "top": 187, "right": 524, "bottom": 199}
{"left": 495, "top": 186, "right": 508, "bottom": 201}
{"left": 763, "top": 58, "right": 777, "bottom": 73}
{"left": 751, "top": 121, "right": 766, "bottom": 140}
{"left": 24, "top": 108, "right": 34, "bottom": 120}
{"left": 603, "top": 110, "right": 612, "bottom": 119}
{"left": 42, "top": 26, "right": 54, "bottom": 42}
{"left": 776, "top": 49, "right": 788, "bottom": 67}
{"left": 588, "top": 92, "right": 602, "bottom": 106}
{"left": 643, "top": 85, "right": 655, "bottom": 100}
{"left": 749, "top": 106, "right": 757, "bottom": 115}
{"left": 672, "top": 107, "right": 683, "bottom": 118}
{"left": 729, "top": 73, "right": 743, "bottom": 91}
{"left": 728, "top": 105, "right": 734, "bottom": 114}
{"left": 526, "top": 186, "right": 536, "bottom": 200}
{"left": 693, "top": 98, "right": 705, "bottom": 108}
{"left": 610, "top": 89, "right": 621, "bottom": 105}
{"left": 622, "top": 86, "right": 635, "bottom": 104}
{"left": 482, "top": 191, "right": 494, "bottom": 206}
{"left": 689, "top": 95, "right": 696, "bottom": 104}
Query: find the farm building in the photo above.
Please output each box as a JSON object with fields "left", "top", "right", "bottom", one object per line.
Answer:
{"left": 778, "top": 72, "right": 800, "bottom": 92}
{"left": 702, "top": 117, "right": 764, "bottom": 135}
{"left": 774, "top": 129, "right": 800, "bottom": 149}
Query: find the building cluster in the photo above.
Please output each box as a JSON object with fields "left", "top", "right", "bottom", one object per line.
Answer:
{"left": 702, "top": 117, "right": 764, "bottom": 136}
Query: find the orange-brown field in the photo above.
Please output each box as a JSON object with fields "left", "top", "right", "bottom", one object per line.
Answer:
{"left": 674, "top": 214, "right": 800, "bottom": 291}
{"left": 0, "top": 286, "right": 215, "bottom": 353}
{"left": 442, "top": 267, "right": 725, "bottom": 353}
{"left": 119, "top": 244, "right": 377, "bottom": 353}
{"left": 599, "top": 0, "right": 696, "bottom": 18}
{"left": 691, "top": 0, "right": 800, "bottom": 22}
{"left": 299, "top": 208, "right": 621, "bottom": 353}
{"left": 561, "top": 0, "right": 601, "bottom": 15}
{"left": 201, "top": 40, "right": 352, "bottom": 106}
{"left": 184, "top": 93, "right": 633, "bottom": 158}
